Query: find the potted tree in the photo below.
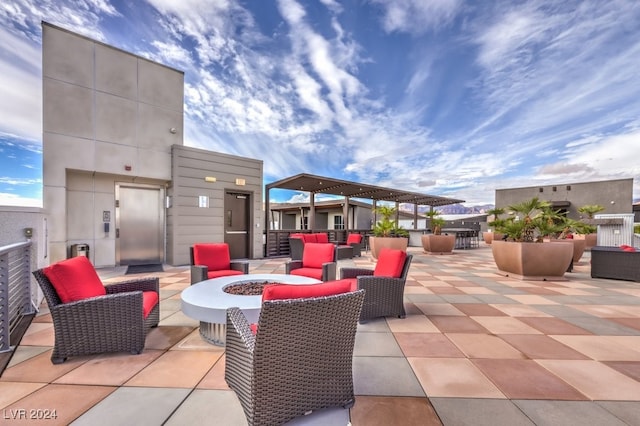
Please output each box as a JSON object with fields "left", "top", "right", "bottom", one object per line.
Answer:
{"left": 577, "top": 204, "right": 604, "bottom": 249}
{"left": 549, "top": 216, "right": 591, "bottom": 263}
{"left": 491, "top": 197, "right": 573, "bottom": 280}
{"left": 421, "top": 210, "right": 455, "bottom": 254}
{"left": 369, "top": 205, "right": 409, "bottom": 259}
{"left": 483, "top": 207, "right": 505, "bottom": 244}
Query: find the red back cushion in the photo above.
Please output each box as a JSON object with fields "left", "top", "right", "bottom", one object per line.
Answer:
{"left": 374, "top": 249, "right": 407, "bottom": 278}
{"left": 302, "top": 243, "right": 335, "bottom": 268}
{"left": 303, "top": 234, "right": 318, "bottom": 243}
{"left": 620, "top": 245, "right": 632, "bottom": 250}
{"left": 262, "top": 280, "right": 352, "bottom": 301}
{"left": 193, "top": 243, "right": 231, "bottom": 271}
{"left": 347, "top": 234, "right": 362, "bottom": 244}
{"left": 289, "top": 233, "right": 304, "bottom": 239}
{"left": 43, "top": 256, "right": 106, "bottom": 303}
{"left": 315, "top": 233, "right": 329, "bottom": 243}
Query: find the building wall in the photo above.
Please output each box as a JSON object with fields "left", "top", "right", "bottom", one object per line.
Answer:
{"left": 42, "top": 23, "right": 184, "bottom": 265}
{"left": 0, "top": 207, "right": 47, "bottom": 305}
{"left": 495, "top": 178, "right": 634, "bottom": 219}
{"left": 65, "top": 171, "right": 169, "bottom": 267}
{"left": 168, "top": 146, "right": 264, "bottom": 265}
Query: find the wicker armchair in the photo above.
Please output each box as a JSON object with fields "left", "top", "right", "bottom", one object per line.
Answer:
{"left": 225, "top": 289, "right": 365, "bottom": 426}
{"left": 341, "top": 251, "right": 413, "bottom": 322}
{"left": 341, "top": 233, "right": 363, "bottom": 257}
{"left": 33, "top": 266, "right": 159, "bottom": 364}
{"left": 190, "top": 243, "right": 249, "bottom": 284}
{"left": 288, "top": 235, "right": 305, "bottom": 261}
{"left": 285, "top": 242, "right": 336, "bottom": 281}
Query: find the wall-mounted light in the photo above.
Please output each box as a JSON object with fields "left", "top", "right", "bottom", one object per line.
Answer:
{"left": 235, "top": 178, "right": 246, "bottom": 186}
{"left": 124, "top": 165, "right": 132, "bottom": 171}
{"left": 170, "top": 127, "right": 177, "bottom": 134}
{"left": 204, "top": 176, "right": 217, "bottom": 183}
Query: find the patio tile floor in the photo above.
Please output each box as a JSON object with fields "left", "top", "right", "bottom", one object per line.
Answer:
{"left": 2, "top": 245, "right": 640, "bottom": 425}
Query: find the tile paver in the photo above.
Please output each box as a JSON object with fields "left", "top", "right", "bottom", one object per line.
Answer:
{"left": 1, "top": 246, "right": 639, "bottom": 425}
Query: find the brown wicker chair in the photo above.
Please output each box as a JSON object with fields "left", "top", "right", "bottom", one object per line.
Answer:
{"left": 285, "top": 242, "right": 336, "bottom": 281}
{"left": 340, "top": 252, "right": 413, "bottom": 322}
{"left": 225, "top": 289, "right": 365, "bottom": 426}
{"left": 190, "top": 243, "right": 249, "bottom": 284}
{"left": 33, "top": 268, "right": 159, "bottom": 364}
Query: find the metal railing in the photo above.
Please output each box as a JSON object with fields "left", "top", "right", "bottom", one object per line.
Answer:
{"left": 0, "top": 242, "right": 35, "bottom": 353}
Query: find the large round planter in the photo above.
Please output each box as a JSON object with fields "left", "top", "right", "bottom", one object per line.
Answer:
{"left": 584, "top": 233, "right": 597, "bottom": 250}
{"left": 491, "top": 240, "right": 573, "bottom": 281}
{"left": 551, "top": 238, "right": 586, "bottom": 263}
{"left": 422, "top": 234, "right": 455, "bottom": 255}
{"left": 369, "top": 237, "right": 408, "bottom": 259}
{"left": 482, "top": 232, "right": 504, "bottom": 245}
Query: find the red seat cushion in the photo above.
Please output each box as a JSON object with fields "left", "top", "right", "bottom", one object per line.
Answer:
{"left": 315, "top": 233, "right": 329, "bottom": 243}
{"left": 622, "top": 247, "right": 637, "bottom": 252}
{"left": 290, "top": 268, "right": 324, "bottom": 280}
{"left": 207, "top": 269, "right": 244, "bottom": 279}
{"left": 374, "top": 249, "right": 407, "bottom": 278}
{"left": 43, "top": 256, "right": 106, "bottom": 303}
{"left": 193, "top": 243, "right": 231, "bottom": 271}
{"left": 142, "top": 291, "right": 159, "bottom": 318}
{"left": 262, "top": 280, "right": 352, "bottom": 301}
{"left": 302, "top": 243, "right": 335, "bottom": 268}
{"left": 346, "top": 234, "right": 362, "bottom": 244}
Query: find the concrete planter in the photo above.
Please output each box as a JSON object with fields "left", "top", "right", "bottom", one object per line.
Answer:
{"left": 551, "top": 238, "right": 586, "bottom": 263}
{"left": 491, "top": 240, "right": 573, "bottom": 281}
{"left": 421, "top": 234, "right": 455, "bottom": 255}
{"left": 482, "top": 232, "right": 504, "bottom": 245}
{"left": 369, "top": 237, "right": 408, "bottom": 260}
{"left": 584, "top": 233, "right": 597, "bottom": 250}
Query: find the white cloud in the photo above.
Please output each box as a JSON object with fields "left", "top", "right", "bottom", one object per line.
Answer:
{"left": 0, "top": 192, "right": 42, "bottom": 207}
{"left": 371, "top": 0, "right": 462, "bottom": 35}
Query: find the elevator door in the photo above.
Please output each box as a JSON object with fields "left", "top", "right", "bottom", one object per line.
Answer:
{"left": 117, "top": 184, "right": 164, "bottom": 265}
{"left": 224, "top": 192, "right": 250, "bottom": 259}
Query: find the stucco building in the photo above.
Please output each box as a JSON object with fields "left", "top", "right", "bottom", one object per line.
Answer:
{"left": 42, "top": 22, "right": 263, "bottom": 267}
{"left": 495, "top": 178, "right": 634, "bottom": 219}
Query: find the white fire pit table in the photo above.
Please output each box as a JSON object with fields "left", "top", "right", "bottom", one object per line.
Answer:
{"left": 181, "top": 274, "right": 321, "bottom": 346}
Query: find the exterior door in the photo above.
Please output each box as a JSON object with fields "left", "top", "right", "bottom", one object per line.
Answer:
{"left": 116, "top": 183, "right": 164, "bottom": 265}
{"left": 224, "top": 192, "right": 250, "bottom": 259}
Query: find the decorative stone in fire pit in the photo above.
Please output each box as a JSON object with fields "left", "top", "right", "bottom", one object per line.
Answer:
{"left": 181, "top": 274, "right": 321, "bottom": 346}
{"left": 223, "top": 281, "right": 281, "bottom": 296}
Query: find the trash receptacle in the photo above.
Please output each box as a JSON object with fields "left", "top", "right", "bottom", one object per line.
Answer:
{"left": 70, "top": 243, "right": 90, "bottom": 258}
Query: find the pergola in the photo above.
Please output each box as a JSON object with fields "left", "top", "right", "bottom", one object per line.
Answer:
{"left": 265, "top": 173, "right": 465, "bottom": 236}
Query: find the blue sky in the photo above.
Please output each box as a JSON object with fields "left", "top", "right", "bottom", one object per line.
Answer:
{"left": 1, "top": 0, "right": 639, "bottom": 208}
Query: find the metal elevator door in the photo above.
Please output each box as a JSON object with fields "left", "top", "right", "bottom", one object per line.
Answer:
{"left": 224, "top": 192, "right": 250, "bottom": 259}
{"left": 116, "top": 184, "right": 164, "bottom": 265}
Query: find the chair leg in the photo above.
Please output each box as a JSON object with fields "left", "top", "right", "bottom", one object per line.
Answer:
{"left": 51, "top": 356, "right": 67, "bottom": 364}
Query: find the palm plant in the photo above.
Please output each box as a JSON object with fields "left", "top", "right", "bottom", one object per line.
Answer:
{"left": 373, "top": 205, "right": 408, "bottom": 237}
{"left": 486, "top": 207, "right": 505, "bottom": 222}
{"left": 499, "top": 197, "right": 551, "bottom": 242}
{"left": 426, "top": 210, "right": 446, "bottom": 235}
{"left": 578, "top": 204, "right": 605, "bottom": 219}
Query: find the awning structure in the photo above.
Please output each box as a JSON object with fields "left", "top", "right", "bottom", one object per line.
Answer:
{"left": 266, "top": 173, "right": 465, "bottom": 207}
{"left": 265, "top": 173, "right": 464, "bottom": 232}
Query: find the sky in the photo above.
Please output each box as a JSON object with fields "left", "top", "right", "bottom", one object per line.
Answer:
{"left": 1, "top": 0, "right": 640, "bottom": 208}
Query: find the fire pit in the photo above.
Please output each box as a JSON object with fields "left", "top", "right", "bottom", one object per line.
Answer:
{"left": 181, "top": 274, "right": 321, "bottom": 346}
